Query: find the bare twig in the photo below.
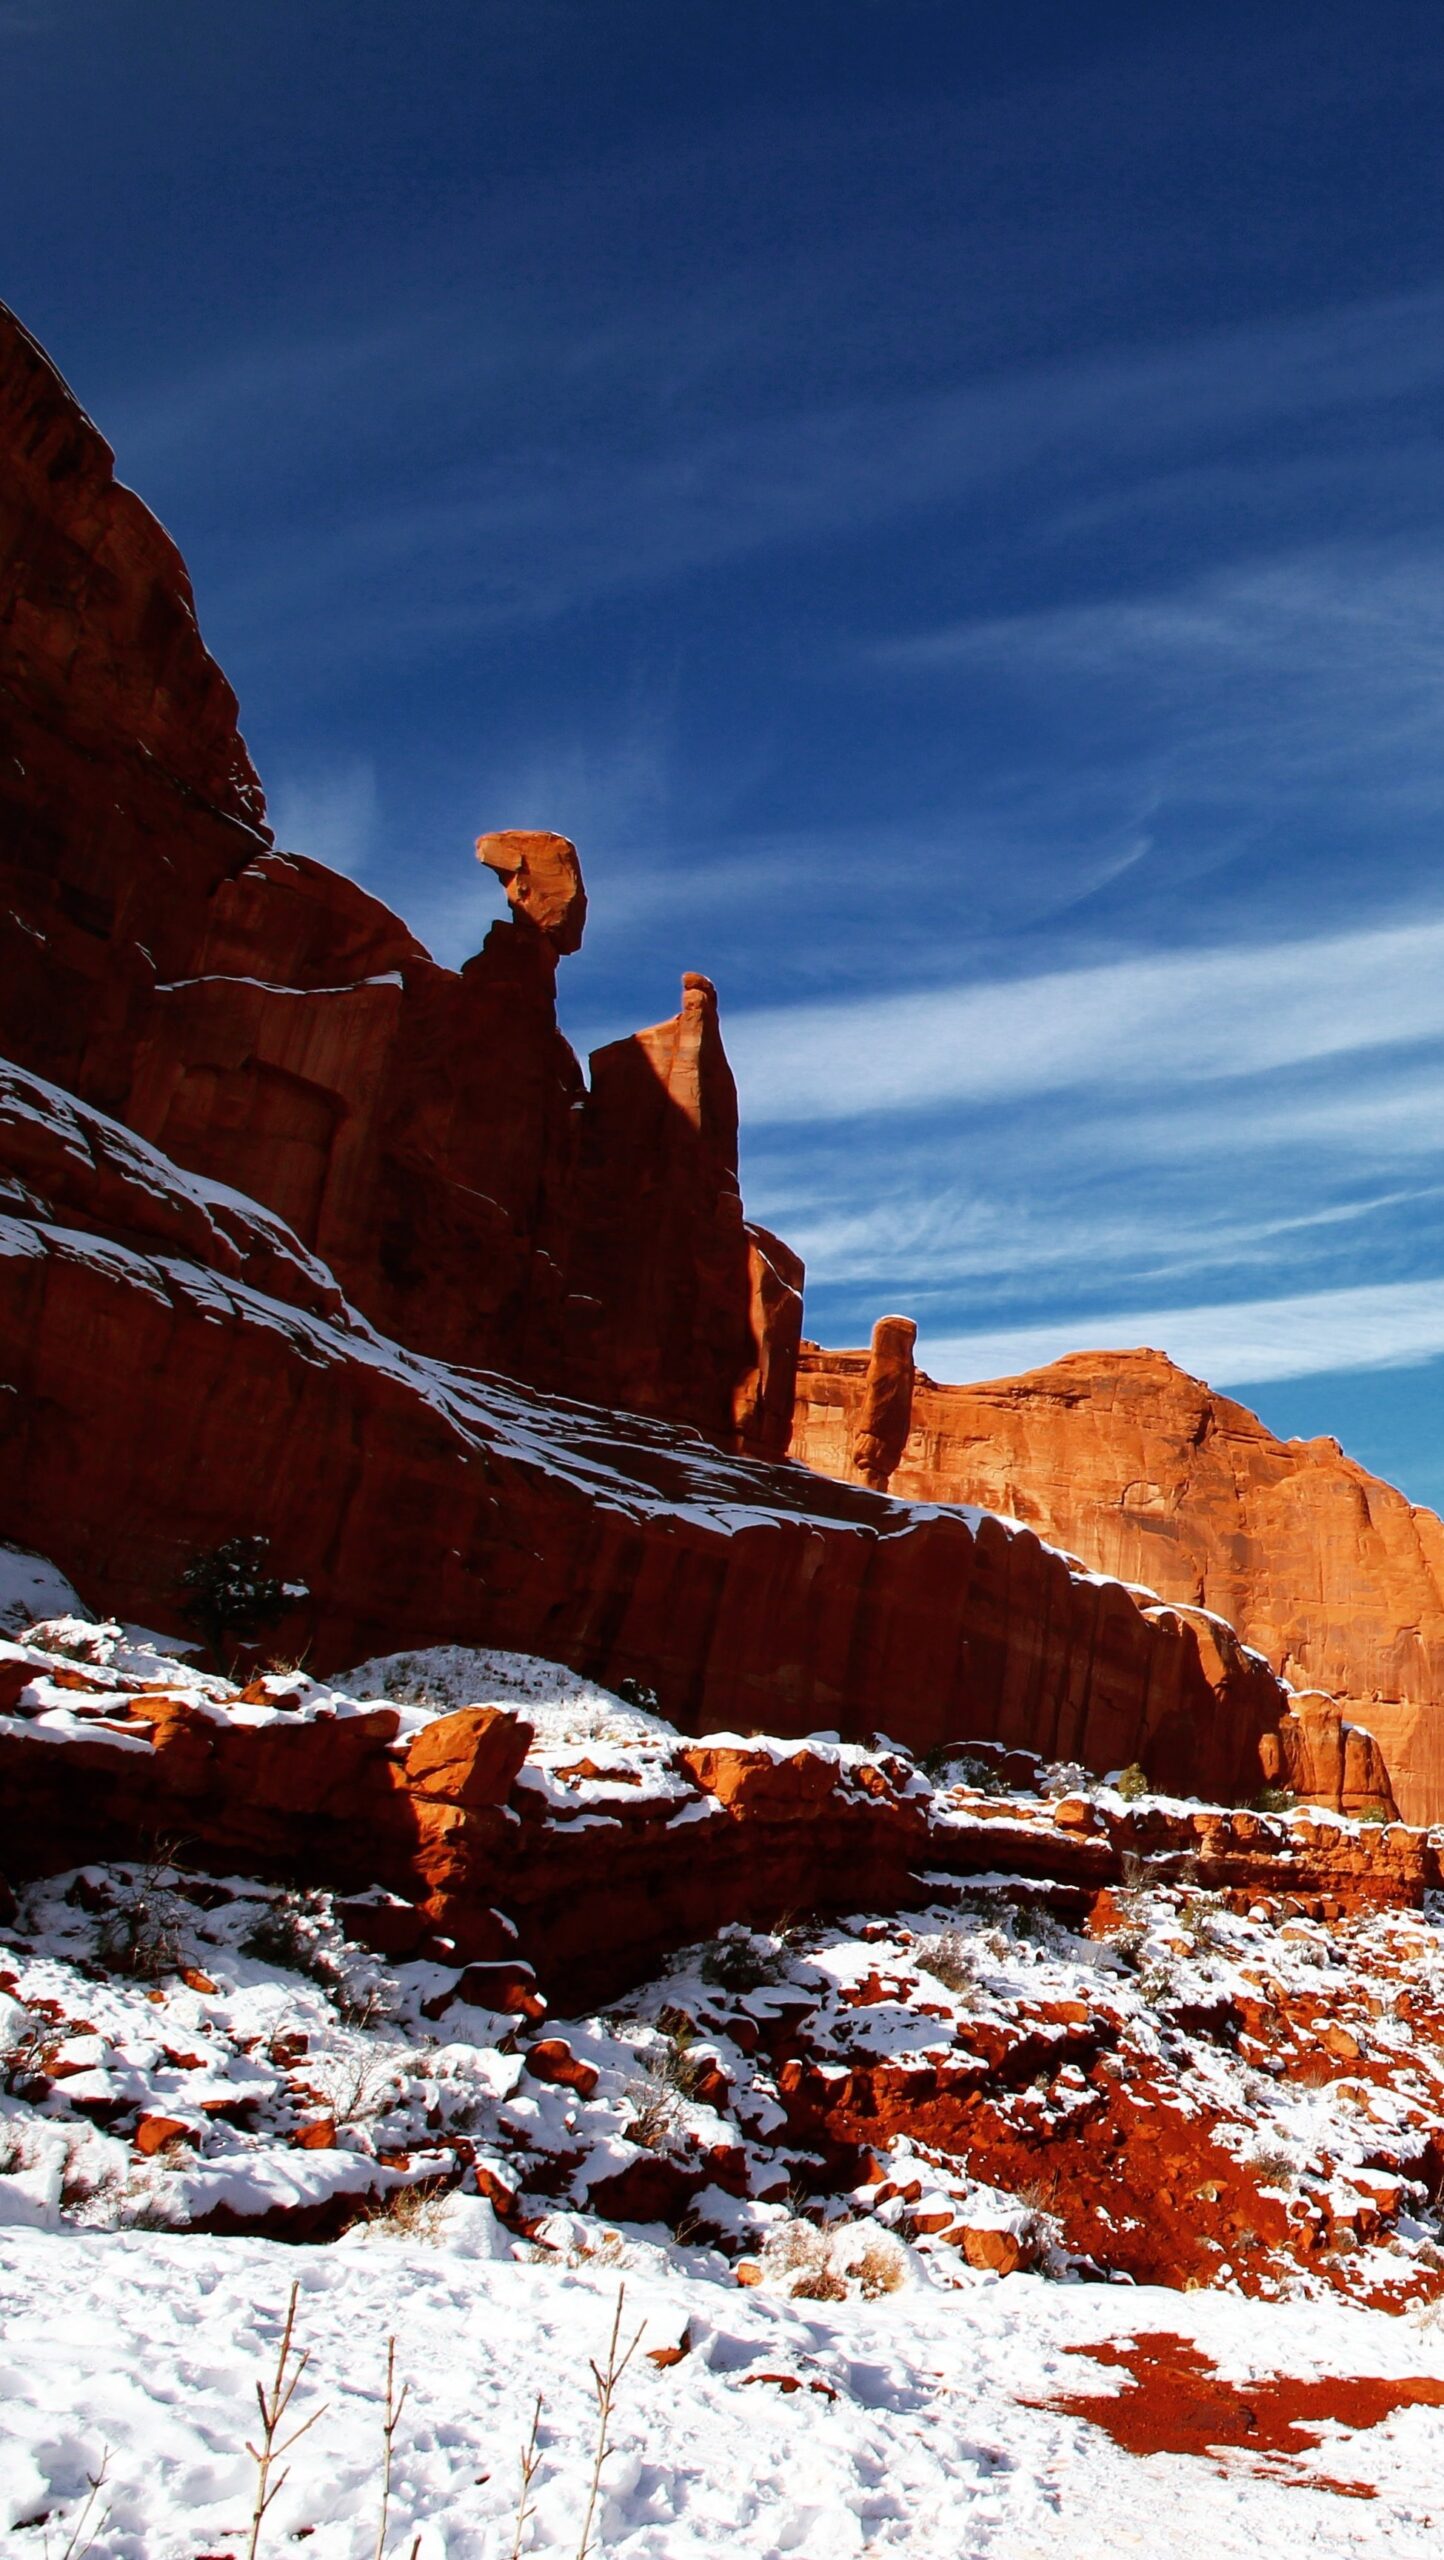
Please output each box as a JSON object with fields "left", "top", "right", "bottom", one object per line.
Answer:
{"left": 373, "top": 2335, "right": 410, "bottom": 2560}
{"left": 53, "top": 2451, "right": 110, "bottom": 2560}
{"left": 574, "top": 2287, "right": 644, "bottom": 2560}
{"left": 244, "top": 2284, "right": 326, "bottom": 2560}
{"left": 508, "top": 2394, "right": 544, "bottom": 2560}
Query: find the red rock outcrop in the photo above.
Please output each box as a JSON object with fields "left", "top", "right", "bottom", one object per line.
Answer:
{"left": 792, "top": 1341, "right": 1444, "bottom": 1821}
{"left": 0, "top": 1072, "right": 1290, "bottom": 1806}
{"left": 0, "top": 298, "right": 800, "bottom": 1452}
{"left": 0, "top": 1645, "right": 1428, "bottom": 2013}
{"left": 475, "top": 827, "right": 587, "bottom": 954}
{"left": 564, "top": 973, "right": 805, "bottom": 1451}
{"left": 851, "top": 1316, "right": 917, "bottom": 1491}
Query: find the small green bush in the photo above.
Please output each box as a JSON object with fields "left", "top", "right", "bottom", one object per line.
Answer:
{"left": 1115, "top": 1763, "right": 1149, "bottom": 1802}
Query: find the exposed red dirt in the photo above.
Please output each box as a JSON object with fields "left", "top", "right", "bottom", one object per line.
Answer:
{"left": 1045, "top": 2330, "right": 1444, "bottom": 2492}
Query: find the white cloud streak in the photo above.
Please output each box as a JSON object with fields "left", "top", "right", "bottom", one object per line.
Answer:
{"left": 268, "top": 760, "right": 381, "bottom": 880}
{"left": 725, "top": 913, "right": 1444, "bottom": 1125}
{"left": 919, "top": 1276, "right": 1444, "bottom": 1395}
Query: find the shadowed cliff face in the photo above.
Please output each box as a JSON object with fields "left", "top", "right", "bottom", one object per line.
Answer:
{"left": 0, "top": 299, "right": 800, "bottom": 1456}
{"left": 792, "top": 1339, "right": 1444, "bottom": 1822}
{"left": 0, "top": 1063, "right": 1291, "bottom": 1804}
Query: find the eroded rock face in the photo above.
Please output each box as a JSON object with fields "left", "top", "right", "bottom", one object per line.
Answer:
{"left": 852, "top": 1316, "right": 917, "bottom": 1491}
{"left": 0, "top": 1074, "right": 1290, "bottom": 1805}
{"left": 0, "top": 299, "right": 800, "bottom": 1452}
{"left": 475, "top": 828, "right": 587, "bottom": 954}
{"left": 792, "top": 1341, "right": 1444, "bottom": 1821}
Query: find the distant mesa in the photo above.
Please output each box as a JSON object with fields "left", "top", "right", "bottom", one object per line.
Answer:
{"left": 793, "top": 1335, "right": 1444, "bottom": 1824}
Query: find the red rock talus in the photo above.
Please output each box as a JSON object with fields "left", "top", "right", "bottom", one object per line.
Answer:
{"left": 0, "top": 1071, "right": 1290, "bottom": 1804}
{"left": 0, "top": 299, "right": 801, "bottom": 1452}
{"left": 791, "top": 1341, "right": 1444, "bottom": 1821}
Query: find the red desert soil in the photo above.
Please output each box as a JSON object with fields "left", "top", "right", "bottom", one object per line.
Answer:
{"left": 1041, "top": 2331, "right": 1444, "bottom": 2496}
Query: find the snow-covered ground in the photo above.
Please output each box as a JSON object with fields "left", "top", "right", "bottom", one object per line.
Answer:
{"left": 6, "top": 1603, "right": 1444, "bottom": 2553}
{"left": 6, "top": 2221, "right": 1444, "bottom": 2557}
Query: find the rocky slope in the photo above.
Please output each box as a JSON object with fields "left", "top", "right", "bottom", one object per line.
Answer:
{"left": 792, "top": 1334, "right": 1444, "bottom": 1822}
{"left": 0, "top": 298, "right": 799, "bottom": 1454}
{"left": 2, "top": 1614, "right": 1440, "bottom": 2304}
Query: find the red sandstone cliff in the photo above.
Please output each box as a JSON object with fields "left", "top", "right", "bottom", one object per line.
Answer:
{"left": 0, "top": 299, "right": 798, "bottom": 1454}
{"left": 792, "top": 1337, "right": 1442, "bottom": 1821}
{"left": 0, "top": 1065, "right": 1290, "bottom": 1802}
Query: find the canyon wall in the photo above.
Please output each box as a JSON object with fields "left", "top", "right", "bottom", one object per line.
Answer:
{"left": 0, "top": 298, "right": 798, "bottom": 1455}
{"left": 792, "top": 1335, "right": 1444, "bottom": 1822}
{"left": 0, "top": 1064, "right": 1290, "bottom": 1803}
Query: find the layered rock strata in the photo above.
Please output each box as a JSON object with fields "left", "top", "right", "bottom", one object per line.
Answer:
{"left": 0, "top": 1632, "right": 1426, "bottom": 2013}
{"left": 0, "top": 298, "right": 799, "bottom": 1452}
{"left": 792, "top": 1340, "right": 1444, "bottom": 1821}
{"left": 0, "top": 1067, "right": 1289, "bottom": 1802}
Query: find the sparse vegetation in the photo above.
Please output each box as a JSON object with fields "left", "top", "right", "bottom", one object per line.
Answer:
{"left": 575, "top": 2289, "right": 645, "bottom": 2560}
{"left": 1115, "top": 1762, "right": 1149, "bottom": 1802}
{"left": 699, "top": 1926, "right": 791, "bottom": 1992}
{"left": 615, "top": 1676, "right": 660, "bottom": 1714}
{"left": 624, "top": 2071, "right": 684, "bottom": 2149}
{"left": 97, "top": 1854, "right": 186, "bottom": 1981}
{"left": 923, "top": 1744, "right": 1004, "bottom": 1794}
{"left": 364, "top": 2180, "right": 451, "bottom": 2242}
{"left": 916, "top": 1928, "right": 975, "bottom": 1994}
{"left": 240, "top": 1888, "right": 335, "bottom": 1979}
{"left": 180, "top": 1534, "right": 301, "bottom": 1672}
{"left": 244, "top": 2284, "right": 326, "bottom": 2560}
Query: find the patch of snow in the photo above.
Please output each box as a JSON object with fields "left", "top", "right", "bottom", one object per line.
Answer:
{"left": 336, "top": 1645, "right": 679, "bottom": 1742}
{"left": 0, "top": 1543, "right": 91, "bottom": 1637}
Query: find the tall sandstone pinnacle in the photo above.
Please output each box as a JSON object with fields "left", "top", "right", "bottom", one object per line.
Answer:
{"left": 0, "top": 297, "right": 800, "bottom": 1456}
{"left": 792, "top": 1338, "right": 1444, "bottom": 1822}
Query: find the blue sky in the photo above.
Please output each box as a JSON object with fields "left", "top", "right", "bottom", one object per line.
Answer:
{"left": 7, "top": 1, "right": 1444, "bottom": 1501}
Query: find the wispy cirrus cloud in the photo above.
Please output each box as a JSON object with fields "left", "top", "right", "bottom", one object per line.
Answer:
{"left": 127, "top": 279, "right": 1444, "bottom": 662}
{"left": 919, "top": 1276, "right": 1444, "bottom": 1395}
{"left": 267, "top": 759, "right": 381, "bottom": 880}
{"left": 724, "top": 911, "right": 1444, "bottom": 1126}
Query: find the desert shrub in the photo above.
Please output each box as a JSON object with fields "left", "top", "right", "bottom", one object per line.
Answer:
{"left": 651, "top": 2016, "right": 708, "bottom": 2099}
{"left": 1357, "top": 1804, "right": 1391, "bottom": 1826}
{"left": 917, "top": 1928, "right": 975, "bottom": 1994}
{"left": 1178, "top": 1890, "right": 1226, "bottom": 1947}
{"left": 615, "top": 1676, "right": 661, "bottom": 1713}
{"left": 759, "top": 2214, "right": 901, "bottom": 2300}
{"left": 1244, "top": 2145, "right": 1297, "bottom": 2190}
{"left": 179, "top": 1534, "right": 302, "bottom": 1670}
{"left": 624, "top": 2073, "right": 683, "bottom": 2149}
{"left": 364, "top": 2178, "right": 450, "bottom": 2240}
{"left": 1040, "top": 1760, "right": 1093, "bottom": 1800}
{"left": 1137, "top": 1956, "right": 1180, "bottom": 2004}
{"left": 1115, "top": 1762, "right": 1149, "bottom": 1802}
{"left": 98, "top": 1857, "right": 186, "bottom": 1980}
{"left": 1250, "top": 1786, "right": 1294, "bottom": 1815}
{"left": 699, "top": 1927, "right": 791, "bottom": 1992}
{"left": 1008, "top": 1900, "right": 1056, "bottom": 1947}
{"left": 852, "top": 2230, "right": 908, "bottom": 2296}
{"left": 923, "top": 1744, "right": 1003, "bottom": 1794}
{"left": 0, "top": 2009, "right": 50, "bottom": 2096}
{"left": 241, "top": 1889, "right": 335, "bottom": 1979}
{"left": 761, "top": 2216, "right": 841, "bottom": 2297}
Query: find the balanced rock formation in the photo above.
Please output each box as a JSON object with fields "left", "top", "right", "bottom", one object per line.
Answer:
{"left": 792, "top": 1340, "right": 1443, "bottom": 1821}
{"left": 0, "top": 298, "right": 799, "bottom": 1454}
